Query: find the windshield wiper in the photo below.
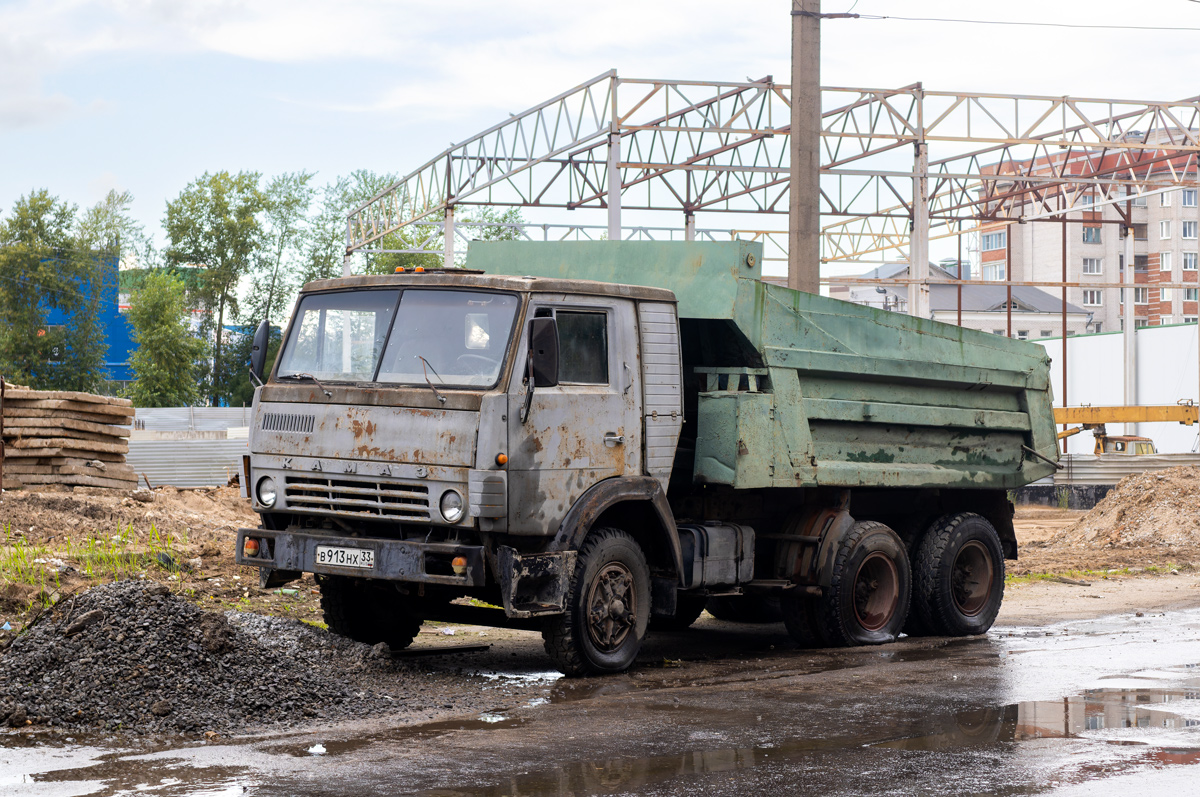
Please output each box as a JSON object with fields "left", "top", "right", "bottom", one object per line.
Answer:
{"left": 281, "top": 372, "right": 332, "bottom": 398}
{"left": 417, "top": 356, "right": 447, "bottom": 405}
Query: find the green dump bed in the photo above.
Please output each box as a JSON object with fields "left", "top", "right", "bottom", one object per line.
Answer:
{"left": 469, "top": 240, "right": 1059, "bottom": 491}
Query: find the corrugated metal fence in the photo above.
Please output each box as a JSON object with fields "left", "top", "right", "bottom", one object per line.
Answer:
{"left": 133, "top": 407, "right": 252, "bottom": 432}
{"left": 1048, "top": 453, "right": 1200, "bottom": 485}
{"left": 127, "top": 408, "right": 250, "bottom": 489}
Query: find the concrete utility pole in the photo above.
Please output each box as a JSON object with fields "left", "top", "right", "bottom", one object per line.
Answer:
{"left": 789, "top": 0, "right": 821, "bottom": 294}
{"left": 1123, "top": 220, "right": 1137, "bottom": 436}
{"left": 908, "top": 133, "right": 930, "bottom": 318}
{"left": 607, "top": 79, "right": 622, "bottom": 241}
{"left": 444, "top": 205, "right": 456, "bottom": 269}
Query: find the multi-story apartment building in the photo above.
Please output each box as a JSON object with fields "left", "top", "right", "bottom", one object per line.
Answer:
{"left": 978, "top": 168, "right": 1199, "bottom": 333}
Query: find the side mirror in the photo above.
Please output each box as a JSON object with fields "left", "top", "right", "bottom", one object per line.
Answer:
{"left": 250, "top": 320, "right": 270, "bottom": 383}
{"left": 529, "top": 317, "right": 559, "bottom": 388}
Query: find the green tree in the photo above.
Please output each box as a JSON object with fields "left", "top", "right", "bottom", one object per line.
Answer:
{"left": 226, "top": 325, "right": 283, "bottom": 408}
{"left": 127, "top": 271, "right": 205, "bottom": 407}
{"left": 0, "top": 189, "right": 113, "bottom": 390}
{"left": 466, "top": 205, "right": 525, "bottom": 243}
{"left": 298, "top": 175, "right": 354, "bottom": 284}
{"left": 65, "top": 190, "right": 144, "bottom": 393}
{"left": 245, "top": 171, "right": 314, "bottom": 327}
{"left": 164, "top": 171, "right": 265, "bottom": 405}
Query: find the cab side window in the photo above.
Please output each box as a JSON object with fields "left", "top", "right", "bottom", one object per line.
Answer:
{"left": 556, "top": 311, "right": 609, "bottom": 384}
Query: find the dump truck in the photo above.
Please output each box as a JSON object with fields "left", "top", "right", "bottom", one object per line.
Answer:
{"left": 235, "top": 241, "right": 1059, "bottom": 675}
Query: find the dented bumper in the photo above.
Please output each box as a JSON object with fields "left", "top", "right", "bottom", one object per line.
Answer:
{"left": 497, "top": 547, "right": 577, "bottom": 618}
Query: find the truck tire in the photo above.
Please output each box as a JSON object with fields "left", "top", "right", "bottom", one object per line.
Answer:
{"left": 780, "top": 594, "right": 825, "bottom": 648}
{"left": 542, "top": 527, "right": 651, "bottom": 676}
{"left": 818, "top": 521, "right": 910, "bottom": 647}
{"left": 913, "top": 513, "right": 1005, "bottom": 636}
{"left": 651, "top": 595, "right": 707, "bottom": 632}
{"left": 705, "top": 595, "right": 783, "bottom": 624}
{"left": 317, "top": 576, "right": 422, "bottom": 650}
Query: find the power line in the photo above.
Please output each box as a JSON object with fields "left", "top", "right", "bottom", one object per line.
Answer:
{"left": 858, "top": 15, "right": 1200, "bottom": 32}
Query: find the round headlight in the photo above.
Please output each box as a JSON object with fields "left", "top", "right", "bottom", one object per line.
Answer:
{"left": 439, "top": 490, "right": 464, "bottom": 523}
{"left": 256, "top": 476, "right": 277, "bottom": 508}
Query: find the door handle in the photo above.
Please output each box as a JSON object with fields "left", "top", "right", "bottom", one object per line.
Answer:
{"left": 604, "top": 433, "right": 625, "bottom": 446}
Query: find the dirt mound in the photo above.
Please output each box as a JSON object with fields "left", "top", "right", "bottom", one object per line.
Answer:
{"left": 1052, "top": 466, "right": 1200, "bottom": 549}
{"left": 0, "top": 485, "right": 255, "bottom": 556}
{"left": 0, "top": 580, "right": 392, "bottom": 735}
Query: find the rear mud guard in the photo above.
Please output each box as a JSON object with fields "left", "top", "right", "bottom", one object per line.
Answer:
{"left": 498, "top": 547, "right": 578, "bottom": 618}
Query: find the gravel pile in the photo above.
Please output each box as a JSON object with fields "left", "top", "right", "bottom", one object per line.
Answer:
{"left": 0, "top": 580, "right": 393, "bottom": 735}
{"left": 1054, "top": 465, "right": 1200, "bottom": 548}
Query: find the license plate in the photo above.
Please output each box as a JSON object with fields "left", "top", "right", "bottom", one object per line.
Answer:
{"left": 315, "top": 545, "right": 375, "bottom": 569}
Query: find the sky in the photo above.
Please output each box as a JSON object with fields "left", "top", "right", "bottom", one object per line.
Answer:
{"left": 3, "top": 0, "right": 1200, "bottom": 270}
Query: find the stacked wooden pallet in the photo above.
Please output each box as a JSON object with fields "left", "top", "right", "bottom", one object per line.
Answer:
{"left": 1, "top": 389, "right": 136, "bottom": 490}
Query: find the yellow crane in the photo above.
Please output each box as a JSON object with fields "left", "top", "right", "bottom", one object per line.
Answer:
{"left": 1053, "top": 402, "right": 1198, "bottom": 455}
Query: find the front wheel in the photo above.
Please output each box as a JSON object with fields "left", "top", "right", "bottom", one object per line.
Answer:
{"left": 817, "top": 521, "right": 910, "bottom": 647}
{"left": 317, "top": 576, "right": 423, "bottom": 650}
{"left": 543, "top": 528, "right": 651, "bottom": 676}
{"left": 912, "top": 513, "right": 1005, "bottom": 636}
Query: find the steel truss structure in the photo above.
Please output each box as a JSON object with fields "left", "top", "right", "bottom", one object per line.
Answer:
{"left": 345, "top": 71, "right": 1200, "bottom": 286}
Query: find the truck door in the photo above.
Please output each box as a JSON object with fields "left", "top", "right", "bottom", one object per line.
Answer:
{"left": 507, "top": 295, "right": 642, "bottom": 534}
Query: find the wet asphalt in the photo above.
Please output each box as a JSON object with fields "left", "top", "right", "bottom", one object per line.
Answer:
{"left": 4, "top": 607, "right": 1200, "bottom": 796}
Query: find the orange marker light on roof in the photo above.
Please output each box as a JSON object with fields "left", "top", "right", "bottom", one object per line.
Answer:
{"left": 496, "top": 453, "right": 508, "bottom": 466}
{"left": 395, "top": 267, "right": 406, "bottom": 273}
{"left": 414, "top": 266, "right": 425, "bottom": 273}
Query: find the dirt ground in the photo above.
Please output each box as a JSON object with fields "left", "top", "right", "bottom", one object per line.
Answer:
{"left": 0, "top": 484, "right": 1197, "bottom": 644}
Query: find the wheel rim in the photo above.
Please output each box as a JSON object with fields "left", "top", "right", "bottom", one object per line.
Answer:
{"left": 951, "top": 541, "right": 994, "bottom": 617}
{"left": 852, "top": 552, "right": 899, "bottom": 631}
{"left": 586, "top": 562, "right": 637, "bottom": 652}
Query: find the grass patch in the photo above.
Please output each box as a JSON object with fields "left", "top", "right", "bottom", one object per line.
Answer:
{"left": 1, "top": 522, "right": 188, "bottom": 614}
{"left": 0, "top": 525, "right": 62, "bottom": 608}
{"left": 1005, "top": 567, "right": 1130, "bottom": 586}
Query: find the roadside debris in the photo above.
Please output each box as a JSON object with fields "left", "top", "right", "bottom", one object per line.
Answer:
{"left": 0, "top": 580, "right": 545, "bottom": 736}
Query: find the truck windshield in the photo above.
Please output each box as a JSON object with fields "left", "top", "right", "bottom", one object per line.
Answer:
{"left": 276, "top": 290, "right": 399, "bottom": 382}
{"left": 377, "top": 290, "right": 518, "bottom": 387}
{"left": 276, "top": 288, "right": 519, "bottom": 388}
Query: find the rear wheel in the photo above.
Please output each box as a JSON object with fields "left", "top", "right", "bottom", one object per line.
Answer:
{"left": 543, "top": 528, "right": 651, "bottom": 676}
{"left": 317, "top": 575, "right": 423, "bottom": 650}
{"left": 817, "top": 521, "right": 910, "bottom": 647}
{"left": 913, "top": 513, "right": 1005, "bottom": 636}
{"left": 780, "top": 593, "right": 825, "bottom": 648}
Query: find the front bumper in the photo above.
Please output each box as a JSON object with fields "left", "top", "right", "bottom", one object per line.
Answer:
{"left": 235, "top": 528, "right": 487, "bottom": 587}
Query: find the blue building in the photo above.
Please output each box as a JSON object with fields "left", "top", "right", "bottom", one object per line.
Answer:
{"left": 43, "top": 253, "right": 136, "bottom": 388}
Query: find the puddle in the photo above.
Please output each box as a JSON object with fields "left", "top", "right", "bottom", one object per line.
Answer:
{"left": 476, "top": 670, "right": 564, "bottom": 687}
{"left": 271, "top": 715, "right": 528, "bottom": 759}
{"left": 423, "top": 680, "right": 1200, "bottom": 796}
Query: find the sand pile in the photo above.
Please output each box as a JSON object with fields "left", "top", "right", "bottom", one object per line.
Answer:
{"left": 1053, "top": 466, "right": 1200, "bottom": 549}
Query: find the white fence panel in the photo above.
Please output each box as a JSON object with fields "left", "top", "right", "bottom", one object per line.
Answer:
{"left": 126, "top": 438, "right": 248, "bottom": 489}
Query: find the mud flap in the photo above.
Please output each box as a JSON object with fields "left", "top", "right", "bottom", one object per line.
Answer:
{"left": 259, "top": 567, "right": 301, "bottom": 589}
{"left": 497, "top": 547, "right": 578, "bottom": 618}
{"left": 651, "top": 577, "right": 678, "bottom": 618}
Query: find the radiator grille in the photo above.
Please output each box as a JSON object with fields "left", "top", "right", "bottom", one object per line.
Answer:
{"left": 284, "top": 475, "right": 430, "bottom": 520}
{"left": 261, "top": 413, "right": 315, "bottom": 433}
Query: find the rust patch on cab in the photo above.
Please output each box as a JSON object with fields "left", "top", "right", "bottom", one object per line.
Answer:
{"left": 350, "top": 419, "right": 377, "bottom": 440}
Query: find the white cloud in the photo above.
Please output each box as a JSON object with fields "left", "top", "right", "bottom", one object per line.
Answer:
{"left": 0, "top": 93, "right": 76, "bottom": 130}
